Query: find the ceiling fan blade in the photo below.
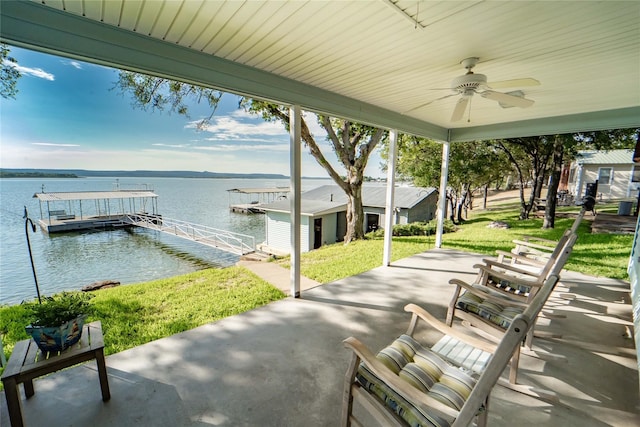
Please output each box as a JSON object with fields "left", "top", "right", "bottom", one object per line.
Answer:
{"left": 481, "top": 90, "right": 535, "bottom": 108}
{"left": 404, "top": 93, "right": 458, "bottom": 114}
{"left": 486, "top": 78, "right": 540, "bottom": 89}
{"left": 451, "top": 96, "right": 469, "bottom": 122}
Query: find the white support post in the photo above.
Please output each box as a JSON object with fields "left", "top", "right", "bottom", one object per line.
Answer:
{"left": 289, "top": 105, "right": 302, "bottom": 298}
{"left": 435, "top": 141, "right": 450, "bottom": 248}
{"left": 383, "top": 129, "right": 398, "bottom": 266}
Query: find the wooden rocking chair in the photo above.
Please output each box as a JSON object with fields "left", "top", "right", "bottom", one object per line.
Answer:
{"left": 342, "top": 274, "right": 561, "bottom": 427}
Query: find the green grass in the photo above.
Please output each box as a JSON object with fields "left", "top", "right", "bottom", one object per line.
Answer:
{"left": 439, "top": 205, "right": 632, "bottom": 279}
{"left": 0, "top": 267, "right": 285, "bottom": 364}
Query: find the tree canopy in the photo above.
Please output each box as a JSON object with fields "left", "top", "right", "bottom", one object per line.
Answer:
{"left": 1, "top": 43, "right": 21, "bottom": 99}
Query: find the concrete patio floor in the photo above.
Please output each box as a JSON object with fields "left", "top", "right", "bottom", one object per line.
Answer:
{"left": 1, "top": 248, "right": 638, "bottom": 426}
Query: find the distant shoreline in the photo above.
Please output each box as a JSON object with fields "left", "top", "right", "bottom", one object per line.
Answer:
{"left": 0, "top": 168, "right": 291, "bottom": 179}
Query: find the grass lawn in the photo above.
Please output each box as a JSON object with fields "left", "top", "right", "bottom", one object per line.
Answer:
{"left": 0, "top": 267, "right": 285, "bottom": 368}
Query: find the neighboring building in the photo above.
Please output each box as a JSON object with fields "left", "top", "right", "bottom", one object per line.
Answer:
{"left": 568, "top": 149, "right": 638, "bottom": 200}
{"left": 259, "top": 185, "right": 438, "bottom": 254}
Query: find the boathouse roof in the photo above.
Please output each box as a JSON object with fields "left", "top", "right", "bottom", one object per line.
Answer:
{"left": 33, "top": 190, "right": 158, "bottom": 201}
{"left": 301, "top": 185, "right": 437, "bottom": 209}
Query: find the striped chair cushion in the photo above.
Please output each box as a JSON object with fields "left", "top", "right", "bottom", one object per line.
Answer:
{"left": 356, "top": 334, "right": 480, "bottom": 427}
{"left": 486, "top": 274, "right": 532, "bottom": 297}
{"left": 456, "top": 290, "right": 524, "bottom": 330}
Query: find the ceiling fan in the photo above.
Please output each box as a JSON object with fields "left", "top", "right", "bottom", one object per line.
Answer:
{"left": 410, "top": 57, "right": 540, "bottom": 122}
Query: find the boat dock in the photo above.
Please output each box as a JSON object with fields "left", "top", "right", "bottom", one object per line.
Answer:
{"left": 33, "top": 190, "right": 159, "bottom": 233}
{"left": 31, "top": 189, "right": 256, "bottom": 255}
{"left": 227, "top": 187, "right": 289, "bottom": 214}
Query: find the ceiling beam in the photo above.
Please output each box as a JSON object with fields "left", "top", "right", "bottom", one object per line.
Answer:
{"left": 450, "top": 107, "right": 640, "bottom": 142}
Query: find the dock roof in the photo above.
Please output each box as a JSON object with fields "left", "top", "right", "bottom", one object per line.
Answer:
{"left": 227, "top": 187, "right": 290, "bottom": 194}
{"left": 33, "top": 190, "right": 158, "bottom": 201}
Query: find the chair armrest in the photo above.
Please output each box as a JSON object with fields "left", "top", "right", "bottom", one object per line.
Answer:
{"left": 449, "top": 278, "right": 531, "bottom": 308}
{"left": 494, "top": 250, "right": 547, "bottom": 267}
{"left": 473, "top": 259, "right": 541, "bottom": 285}
{"left": 475, "top": 261, "right": 542, "bottom": 279}
{"left": 404, "top": 304, "right": 497, "bottom": 354}
{"left": 517, "top": 235, "right": 558, "bottom": 245}
{"left": 343, "top": 337, "right": 460, "bottom": 419}
{"left": 511, "top": 239, "right": 557, "bottom": 252}
{"left": 474, "top": 266, "right": 545, "bottom": 290}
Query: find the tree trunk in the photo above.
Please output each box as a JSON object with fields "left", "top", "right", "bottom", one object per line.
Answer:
{"left": 483, "top": 185, "right": 488, "bottom": 209}
{"left": 543, "top": 136, "right": 564, "bottom": 229}
{"left": 343, "top": 174, "right": 365, "bottom": 244}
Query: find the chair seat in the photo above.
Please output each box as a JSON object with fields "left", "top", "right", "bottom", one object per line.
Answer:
{"left": 356, "top": 334, "right": 481, "bottom": 427}
{"left": 456, "top": 291, "right": 525, "bottom": 330}
{"left": 431, "top": 335, "right": 492, "bottom": 375}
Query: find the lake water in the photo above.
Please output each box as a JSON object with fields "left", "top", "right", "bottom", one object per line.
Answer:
{"left": 0, "top": 177, "right": 332, "bottom": 305}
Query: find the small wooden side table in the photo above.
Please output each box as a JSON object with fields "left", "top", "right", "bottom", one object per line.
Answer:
{"left": 1, "top": 321, "right": 110, "bottom": 427}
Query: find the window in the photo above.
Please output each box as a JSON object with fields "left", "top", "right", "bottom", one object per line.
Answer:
{"left": 598, "top": 167, "right": 613, "bottom": 185}
{"left": 568, "top": 168, "right": 576, "bottom": 183}
{"left": 632, "top": 166, "right": 640, "bottom": 183}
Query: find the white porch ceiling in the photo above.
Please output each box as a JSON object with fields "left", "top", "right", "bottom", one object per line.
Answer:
{"left": 1, "top": 0, "right": 639, "bottom": 141}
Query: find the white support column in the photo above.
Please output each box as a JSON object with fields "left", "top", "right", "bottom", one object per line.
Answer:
{"left": 575, "top": 163, "right": 584, "bottom": 199}
{"left": 289, "top": 105, "right": 302, "bottom": 298}
{"left": 435, "top": 141, "right": 450, "bottom": 248}
{"left": 383, "top": 129, "right": 398, "bottom": 266}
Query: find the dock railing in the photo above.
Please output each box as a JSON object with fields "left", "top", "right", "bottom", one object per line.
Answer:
{"left": 124, "top": 214, "right": 256, "bottom": 255}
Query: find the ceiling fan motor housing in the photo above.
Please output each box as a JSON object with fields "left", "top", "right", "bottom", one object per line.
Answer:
{"left": 451, "top": 72, "right": 487, "bottom": 92}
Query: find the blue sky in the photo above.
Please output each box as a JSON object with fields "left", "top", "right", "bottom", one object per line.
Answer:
{"left": 1, "top": 46, "right": 385, "bottom": 177}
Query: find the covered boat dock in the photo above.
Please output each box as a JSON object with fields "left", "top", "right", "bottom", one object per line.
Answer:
{"left": 227, "top": 187, "right": 289, "bottom": 214}
{"left": 33, "top": 190, "right": 159, "bottom": 233}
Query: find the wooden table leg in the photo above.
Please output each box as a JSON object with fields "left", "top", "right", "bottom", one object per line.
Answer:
{"left": 23, "top": 379, "right": 34, "bottom": 399}
{"left": 95, "top": 349, "right": 111, "bottom": 402}
{"left": 3, "top": 377, "right": 25, "bottom": 427}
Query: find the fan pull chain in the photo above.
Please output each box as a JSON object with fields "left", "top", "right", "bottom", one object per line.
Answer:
{"left": 467, "top": 96, "right": 473, "bottom": 123}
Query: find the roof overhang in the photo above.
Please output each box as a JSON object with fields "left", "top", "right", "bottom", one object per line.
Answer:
{"left": 2, "top": 1, "right": 638, "bottom": 143}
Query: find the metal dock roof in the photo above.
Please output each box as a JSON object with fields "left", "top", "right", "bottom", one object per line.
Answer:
{"left": 33, "top": 190, "right": 158, "bottom": 201}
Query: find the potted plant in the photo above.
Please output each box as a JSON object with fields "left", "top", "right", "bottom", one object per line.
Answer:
{"left": 24, "top": 292, "right": 94, "bottom": 353}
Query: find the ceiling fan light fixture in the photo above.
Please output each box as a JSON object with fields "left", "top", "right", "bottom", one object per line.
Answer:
{"left": 451, "top": 73, "right": 487, "bottom": 92}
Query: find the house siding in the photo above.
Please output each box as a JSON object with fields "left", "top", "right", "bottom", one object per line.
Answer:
{"left": 265, "top": 212, "right": 311, "bottom": 253}
{"left": 570, "top": 163, "right": 637, "bottom": 200}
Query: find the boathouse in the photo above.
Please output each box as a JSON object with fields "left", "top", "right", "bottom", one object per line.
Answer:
{"left": 259, "top": 185, "right": 437, "bottom": 254}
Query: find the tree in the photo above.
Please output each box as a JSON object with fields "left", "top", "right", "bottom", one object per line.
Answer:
{"left": 492, "top": 136, "right": 559, "bottom": 220}
{"left": 391, "top": 136, "right": 508, "bottom": 223}
{"left": 1, "top": 43, "right": 21, "bottom": 99}
{"left": 114, "top": 71, "right": 385, "bottom": 243}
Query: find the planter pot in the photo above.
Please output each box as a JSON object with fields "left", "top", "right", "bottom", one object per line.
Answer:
{"left": 25, "top": 314, "right": 88, "bottom": 353}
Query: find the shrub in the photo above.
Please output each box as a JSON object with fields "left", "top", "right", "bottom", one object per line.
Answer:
{"left": 366, "top": 219, "right": 457, "bottom": 238}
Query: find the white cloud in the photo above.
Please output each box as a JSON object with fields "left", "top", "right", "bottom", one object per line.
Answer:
{"left": 68, "top": 61, "right": 83, "bottom": 69}
{"left": 7, "top": 62, "right": 55, "bottom": 81}
{"left": 187, "top": 114, "right": 286, "bottom": 140}
{"left": 194, "top": 143, "right": 289, "bottom": 152}
{"left": 32, "top": 142, "right": 79, "bottom": 147}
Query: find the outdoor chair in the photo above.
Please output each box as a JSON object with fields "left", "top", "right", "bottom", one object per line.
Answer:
{"left": 494, "top": 204, "right": 586, "bottom": 271}
{"left": 342, "top": 274, "right": 561, "bottom": 427}
{"left": 442, "top": 234, "right": 576, "bottom": 398}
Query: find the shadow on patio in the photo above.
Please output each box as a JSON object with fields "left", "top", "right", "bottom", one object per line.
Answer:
{"left": 1, "top": 249, "right": 637, "bottom": 426}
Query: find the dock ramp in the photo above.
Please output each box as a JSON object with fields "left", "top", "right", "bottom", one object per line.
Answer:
{"left": 124, "top": 214, "right": 255, "bottom": 255}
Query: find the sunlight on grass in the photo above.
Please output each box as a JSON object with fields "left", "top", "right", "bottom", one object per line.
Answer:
{"left": 0, "top": 267, "right": 285, "bottom": 363}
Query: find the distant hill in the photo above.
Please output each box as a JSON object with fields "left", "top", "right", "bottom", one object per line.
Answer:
{"left": 0, "top": 169, "right": 289, "bottom": 179}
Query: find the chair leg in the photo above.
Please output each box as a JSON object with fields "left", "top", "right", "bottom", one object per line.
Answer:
{"left": 476, "top": 395, "right": 489, "bottom": 427}
{"left": 342, "top": 352, "right": 360, "bottom": 427}
{"left": 446, "top": 285, "right": 461, "bottom": 326}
